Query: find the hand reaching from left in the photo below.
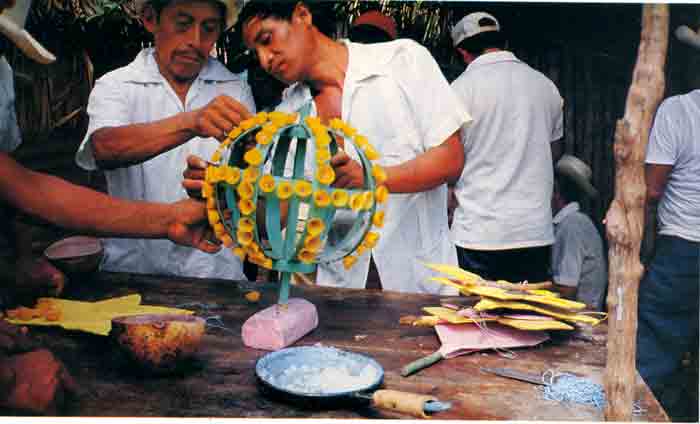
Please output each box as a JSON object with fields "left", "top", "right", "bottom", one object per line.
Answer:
{"left": 166, "top": 198, "right": 221, "bottom": 254}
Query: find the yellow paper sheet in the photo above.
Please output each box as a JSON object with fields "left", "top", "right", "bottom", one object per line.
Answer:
{"left": 5, "top": 294, "right": 193, "bottom": 336}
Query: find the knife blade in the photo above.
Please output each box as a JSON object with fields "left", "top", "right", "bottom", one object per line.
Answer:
{"left": 480, "top": 367, "right": 549, "bottom": 386}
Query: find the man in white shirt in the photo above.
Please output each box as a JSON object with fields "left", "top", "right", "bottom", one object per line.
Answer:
{"left": 232, "top": 1, "right": 471, "bottom": 295}
{"left": 450, "top": 12, "right": 564, "bottom": 283}
{"left": 76, "top": 0, "right": 256, "bottom": 279}
{"left": 636, "top": 89, "right": 700, "bottom": 417}
{"left": 551, "top": 155, "right": 607, "bottom": 311}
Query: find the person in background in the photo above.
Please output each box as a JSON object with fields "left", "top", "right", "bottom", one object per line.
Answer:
{"left": 550, "top": 155, "right": 607, "bottom": 311}
{"left": 450, "top": 11, "right": 564, "bottom": 283}
{"left": 75, "top": 0, "right": 255, "bottom": 280}
{"left": 0, "top": 0, "right": 219, "bottom": 414}
{"left": 636, "top": 89, "right": 699, "bottom": 419}
{"left": 348, "top": 9, "right": 397, "bottom": 43}
{"left": 193, "top": 0, "right": 471, "bottom": 295}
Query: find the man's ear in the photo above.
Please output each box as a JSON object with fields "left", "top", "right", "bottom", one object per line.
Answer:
{"left": 141, "top": 4, "right": 159, "bottom": 33}
{"left": 291, "top": 2, "right": 312, "bottom": 27}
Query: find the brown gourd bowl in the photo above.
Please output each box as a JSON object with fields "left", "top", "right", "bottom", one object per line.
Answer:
{"left": 110, "top": 314, "right": 206, "bottom": 374}
{"left": 44, "top": 236, "right": 103, "bottom": 275}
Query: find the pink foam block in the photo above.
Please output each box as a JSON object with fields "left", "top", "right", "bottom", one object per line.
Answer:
{"left": 242, "top": 298, "right": 319, "bottom": 351}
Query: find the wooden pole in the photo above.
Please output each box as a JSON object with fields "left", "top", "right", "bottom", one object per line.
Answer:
{"left": 604, "top": 4, "right": 668, "bottom": 421}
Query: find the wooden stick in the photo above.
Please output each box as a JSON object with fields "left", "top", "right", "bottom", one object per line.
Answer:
{"left": 603, "top": 5, "right": 668, "bottom": 421}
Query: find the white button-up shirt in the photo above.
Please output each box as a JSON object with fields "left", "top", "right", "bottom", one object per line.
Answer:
{"left": 0, "top": 57, "right": 22, "bottom": 153}
{"left": 278, "top": 40, "right": 472, "bottom": 295}
{"left": 451, "top": 51, "right": 563, "bottom": 251}
{"left": 76, "top": 48, "right": 256, "bottom": 279}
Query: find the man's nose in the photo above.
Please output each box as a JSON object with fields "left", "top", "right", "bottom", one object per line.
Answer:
{"left": 258, "top": 49, "right": 273, "bottom": 73}
{"left": 185, "top": 25, "right": 202, "bottom": 47}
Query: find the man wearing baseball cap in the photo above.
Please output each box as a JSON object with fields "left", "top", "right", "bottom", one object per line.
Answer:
{"left": 449, "top": 11, "right": 564, "bottom": 283}
{"left": 75, "top": 0, "right": 257, "bottom": 279}
{"left": 551, "top": 155, "right": 607, "bottom": 311}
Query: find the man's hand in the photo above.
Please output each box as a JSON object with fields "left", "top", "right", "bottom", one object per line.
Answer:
{"left": 182, "top": 155, "right": 209, "bottom": 199}
{"left": 167, "top": 198, "right": 221, "bottom": 254}
{"left": 0, "top": 348, "right": 78, "bottom": 415}
{"left": 330, "top": 151, "right": 365, "bottom": 189}
{"left": 192, "top": 96, "right": 253, "bottom": 141}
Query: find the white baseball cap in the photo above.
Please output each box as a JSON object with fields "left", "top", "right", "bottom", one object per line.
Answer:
{"left": 451, "top": 11, "right": 500, "bottom": 47}
{"left": 0, "top": 0, "right": 56, "bottom": 64}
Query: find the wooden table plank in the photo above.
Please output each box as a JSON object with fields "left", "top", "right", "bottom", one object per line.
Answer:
{"left": 6, "top": 272, "right": 668, "bottom": 420}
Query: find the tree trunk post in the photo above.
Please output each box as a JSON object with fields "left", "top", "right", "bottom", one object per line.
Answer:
{"left": 604, "top": 4, "right": 668, "bottom": 421}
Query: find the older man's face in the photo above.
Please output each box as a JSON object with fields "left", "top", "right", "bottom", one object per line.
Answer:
{"left": 242, "top": 6, "right": 314, "bottom": 85}
{"left": 145, "top": 0, "right": 223, "bottom": 83}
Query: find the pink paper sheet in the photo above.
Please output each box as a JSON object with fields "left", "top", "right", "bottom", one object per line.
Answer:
{"left": 435, "top": 323, "right": 549, "bottom": 358}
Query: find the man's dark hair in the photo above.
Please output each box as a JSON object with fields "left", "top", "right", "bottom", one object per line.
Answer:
{"left": 235, "top": 0, "right": 336, "bottom": 39}
{"left": 456, "top": 17, "right": 506, "bottom": 55}
{"left": 555, "top": 173, "right": 584, "bottom": 204}
{"left": 144, "top": 0, "right": 226, "bottom": 27}
{"left": 348, "top": 24, "right": 393, "bottom": 44}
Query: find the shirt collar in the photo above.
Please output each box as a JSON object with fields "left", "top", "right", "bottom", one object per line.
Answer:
{"left": 127, "top": 48, "right": 238, "bottom": 84}
{"left": 466, "top": 50, "right": 521, "bottom": 73}
{"left": 553, "top": 201, "right": 580, "bottom": 224}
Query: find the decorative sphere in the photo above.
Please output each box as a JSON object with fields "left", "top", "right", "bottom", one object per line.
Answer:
{"left": 202, "top": 108, "right": 388, "bottom": 274}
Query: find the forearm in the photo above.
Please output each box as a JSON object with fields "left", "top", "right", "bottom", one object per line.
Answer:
{"left": 0, "top": 155, "right": 175, "bottom": 238}
{"left": 91, "top": 111, "right": 198, "bottom": 169}
{"left": 383, "top": 133, "right": 464, "bottom": 193}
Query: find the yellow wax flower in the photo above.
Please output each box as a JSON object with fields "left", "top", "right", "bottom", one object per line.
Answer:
{"left": 262, "top": 258, "right": 273, "bottom": 269}
{"left": 239, "top": 118, "right": 257, "bottom": 130}
{"left": 329, "top": 118, "right": 344, "bottom": 131}
{"left": 202, "top": 183, "right": 214, "bottom": 199}
{"left": 315, "top": 132, "right": 331, "bottom": 148}
{"left": 255, "top": 131, "right": 271, "bottom": 146}
{"left": 313, "top": 189, "right": 331, "bottom": 208}
{"left": 364, "top": 145, "right": 380, "bottom": 161}
{"left": 207, "top": 210, "right": 220, "bottom": 225}
{"left": 294, "top": 180, "right": 313, "bottom": 198}
{"left": 237, "top": 181, "right": 254, "bottom": 199}
{"left": 268, "top": 111, "right": 289, "bottom": 126}
{"left": 303, "top": 235, "right": 322, "bottom": 252}
{"left": 220, "top": 234, "right": 234, "bottom": 248}
{"left": 232, "top": 247, "right": 246, "bottom": 261}
{"left": 213, "top": 223, "right": 225, "bottom": 237}
{"left": 355, "top": 245, "right": 366, "bottom": 256}
{"left": 225, "top": 167, "right": 241, "bottom": 185}
{"left": 247, "top": 242, "right": 261, "bottom": 255}
{"left": 316, "top": 165, "right": 336, "bottom": 185}
{"left": 372, "top": 165, "right": 387, "bottom": 185}
{"left": 211, "top": 151, "right": 222, "bottom": 163}
{"left": 362, "top": 191, "right": 375, "bottom": 210}
{"left": 206, "top": 197, "right": 216, "bottom": 210}
{"left": 227, "top": 127, "right": 243, "bottom": 140}
{"left": 307, "top": 218, "right": 325, "bottom": 237}
{"left": 298, "top": 248, "right": 316, "bottom": 264}
{"left": 305, "top": 116, "right": 322, "bottom": 128}
{"left": 363, "top": 231, "right": 380, "bottom": 249}
{"left": 372, "top": 210, "right": 385, "bottom": 228}
{"left": 238, "top": 198, "right": 256, "bottom": 215}
{"left": 286, "top": 113, "right": 299, "bottom": 125}
{"left": 259, "top": 175, "right": 276, "bottom": 193}
{"left": 343, "top": 255, "right": 357, "bottom": 270}
{"left": 255, "top": 111, "right": 268, "bottom": 125}
{"left": 331, "top": 189, "right": 349, "bottom": 208}
{"left": 243, "top": 167, "right": 261, "bottom": 183}
{"left": 205, "top": 166, "right": 216, "bottom": 184}
{"left": 244, "top": 148, "right": 264, "bottom": 167}
{"left": 261, "top": 123, "right": 278, "bottom": 135}
{"left": 375, "top": 185, "right": 389, "bottom": 204}
{"left": 353, "top": 135, "right": 369, "bottom": 148}
{"left": 238, "top": 217, "right": 255, "bottom": 233}
{"left": 343, "top": 125, "right": 357, "bottom": 138}
{"left": 277, "top": 181, "right": 293, "bottom": 200}
{"left": 237, "top": 230, "right": 253, "bottom": 246}
{"left": 316, "top": 148, "right": 331, "bottom": 163}
{"left": 349, "top": 192, "right": 364, "bottom": 211}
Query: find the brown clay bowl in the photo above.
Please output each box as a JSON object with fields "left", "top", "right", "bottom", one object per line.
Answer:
{"left": 110, "top": 314, "right": 206, "bottom": 374}
{"left": 44, "top": 236, "right": 103, "bottom": 275}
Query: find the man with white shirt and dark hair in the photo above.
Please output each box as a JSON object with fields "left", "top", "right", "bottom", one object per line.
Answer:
{"left": 76, "top": 0, "right": 256, "bottom": 279}
{"left": 450, "top": 11, "right": 564, "bottom": 284}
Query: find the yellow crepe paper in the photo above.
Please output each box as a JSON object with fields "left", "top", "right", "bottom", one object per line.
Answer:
{"left": 474, "top": 298, "right": 602, "bottom": 326}
{"left": 496, "top": 317, "right": 574, "bottom": 331}
{"left": 462, "top": 285, "right": 587, "bottom": 311}
{"left": 422, "top": 307, "right": 498, "bottom": 324}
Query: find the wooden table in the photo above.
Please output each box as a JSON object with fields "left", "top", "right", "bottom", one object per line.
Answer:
{"left": 12, "top": 272, "right": 668, "bottom": 420}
